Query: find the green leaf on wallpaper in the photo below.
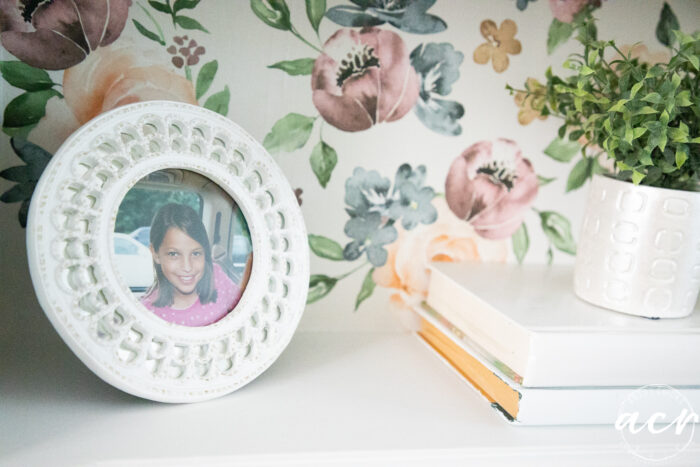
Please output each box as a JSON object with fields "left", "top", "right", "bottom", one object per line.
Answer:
{"left": 566, "top": 158, "right": 590, "bottom": 192}
{"left": 656, "top": 2, "right": 679, "bottom": 47}
{"left": 543, "top": 137, "right": 580, "bottom": 162}
{"left": 147, "top": 0, "right": 171, "bottom": 13}
{"left": 250, "top": 0, "right": 292, "bottom": 31}
{"left": 263, "top": 113, "right": 316, "bottom": 154}
{"left": 310, "top": 140, "right": 337, "bottom": 188}
{"left": 196, "top": 60, "right": 218, "bottom": 99}
{"left": 511, "top": 223, "right": 529, "bottom": 264}
{"left": 355, "top": 267, "right": 376, "bottom": 311}
{"left": 173, "top": 0, "right": 200, "bottom": 12}
{"left": 308, "top": 234, "right": 344, "bottom": 260}
{"left": 203, "top": 85, "right": 230, "bottom": 115}
{"left": 305, "top": 0, "right": 326, "bottom": 33}
{"left": 0, "top": 182, "right": 35, "bottom": 203}
{"left": 268, "top": 58, "right": 316, "bottom": 76}
{"left": 307, "top": 274, "right": 338, "bottom": 303}
{"left": 539, "top": 211, "right": 576, "bottom": 255}
{"left": 2, "top": 89, "right": 61, "bottom": 137}
{"left": 537, "top": 175, "right": 556, "bottom": 186}
{"left": 547, "top": 18, "right": 573, "bottom": 55}
{"left": 0, "top": 61, "right": 53, "bottom": 91}
{"left": 174, "top": 15, "right": 209, "bottom": 33}
{"left": 132, "top": 19, "right": 165, "bottom": 45}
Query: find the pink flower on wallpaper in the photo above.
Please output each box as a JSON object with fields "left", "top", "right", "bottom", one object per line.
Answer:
{"left": 548, "top": 0, "right": 600, "bottom": 23}
{"left": 445, "top": 139, "right": 539, "bottom": 240}
{"left": 311, "top": 27, "right": 420, "bottom": 132}
{"left": 31, "top": 43, "right": 197, "bottom": 152}
{"left": 0, "top": 0, "right": 132, "bottom": 70}
{"left": 373, "top": 197, "right": 507, "bottom": 315}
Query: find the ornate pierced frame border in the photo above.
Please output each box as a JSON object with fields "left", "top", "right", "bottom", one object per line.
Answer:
{"left": 26, "top": 101, "right": 309, "bottom": 402}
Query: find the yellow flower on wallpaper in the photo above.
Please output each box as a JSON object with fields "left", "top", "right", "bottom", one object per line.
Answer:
{"left": 514, "top": 78, "right": 547, "bottom": 125}
{"left": 473, "top": 19, "right": 522, "bottom": 73}
{"left": 372, "top": 197, "right": 507, "bottom": 312}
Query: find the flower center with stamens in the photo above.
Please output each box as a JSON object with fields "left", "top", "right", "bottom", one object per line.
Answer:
{"left": 336, "top": 44, "right": 380, "bottom": 87}
{"left": 477, "top": 159, "right": 518, "bottom": 191}
{"left": 21, "top": 0, "right": 52, "bottom": 22}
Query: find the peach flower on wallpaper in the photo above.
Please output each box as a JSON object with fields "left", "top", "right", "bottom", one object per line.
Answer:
{"left": 372, "top": 197, "right": 508, "bottom": 313}
{"left": 311, "top": 27, "right": 420, "bottom": 132}
{"left": 32, "top": 42, "right": 197, "bottom": 152}
{"left": 445, "top": 139, "right": 538, "bottom": 240}
{"left": 473, "top": 19, "right": 521, "bottom": 73}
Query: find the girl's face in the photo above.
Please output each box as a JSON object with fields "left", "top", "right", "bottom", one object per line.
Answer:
{"left": 151, "top": 227, "right": 206, "bottom": 299}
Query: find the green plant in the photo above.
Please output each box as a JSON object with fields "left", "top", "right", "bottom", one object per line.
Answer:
{"left": 509, "top": 8, "right": 700, "bottom": 191}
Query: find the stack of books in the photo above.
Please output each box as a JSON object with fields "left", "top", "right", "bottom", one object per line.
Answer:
{"left": 414, "top": 262, "right": 700, "bottom": 425}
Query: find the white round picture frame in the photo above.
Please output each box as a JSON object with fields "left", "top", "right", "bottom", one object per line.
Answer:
{"left": 26, "top": 101, "right": 309, "bottom": 403}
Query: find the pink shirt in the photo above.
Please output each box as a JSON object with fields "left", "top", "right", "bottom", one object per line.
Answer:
{"left": 141, "top": 263, "right": 242, "bottom": 326}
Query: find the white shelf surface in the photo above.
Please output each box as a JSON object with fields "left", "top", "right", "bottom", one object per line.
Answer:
{"left": 2, "top": 306, "right": 699, "bottom": 467}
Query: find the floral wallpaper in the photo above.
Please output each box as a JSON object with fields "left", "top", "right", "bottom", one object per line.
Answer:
{"left": 1, "top": 0, "right": 698, "bottom": 331}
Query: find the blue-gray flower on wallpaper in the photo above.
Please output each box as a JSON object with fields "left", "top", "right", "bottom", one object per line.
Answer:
{"left": 326, "top": 0, "right": 447, "bottom": 34}
{"left": 410, "top": 42, "right": 465, "bottom": 135}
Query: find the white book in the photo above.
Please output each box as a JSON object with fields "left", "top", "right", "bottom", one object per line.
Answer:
{"left": 426, "top": 262, "right": 700, "bottom": 387}
{"left": 414, "top": 303, "right": 700, "bottom": 425}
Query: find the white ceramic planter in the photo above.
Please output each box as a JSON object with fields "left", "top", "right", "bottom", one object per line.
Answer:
{"left": 574, "top": 174, "right": 700, "bottom": 319}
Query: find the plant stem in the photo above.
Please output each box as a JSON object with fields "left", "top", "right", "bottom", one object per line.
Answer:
{"left": 337, "top": 261, "right": 370, "bottom": 281}
{"left": 185, "top": 65, "right": 192, "bottom": 82}
{"left": 290, "top": 25, "right": 323, "bottom": 53}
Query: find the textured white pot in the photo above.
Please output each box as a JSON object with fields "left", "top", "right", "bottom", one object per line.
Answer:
{"left": 574, "top": 174, "right": 700, "bottom": 318}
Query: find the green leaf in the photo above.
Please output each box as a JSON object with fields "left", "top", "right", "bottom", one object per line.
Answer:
{"left": 250, "top": 0, "right": 291, "bottom": 30}
{"left": 305, "top": 0, "right": 325, "bottom": 33}
{"left": 566, "top": 158, "right": 590, "bottom": 192}
{"left": 173, "top": 0, "right": 200, "bottom": 11}
{"left": 642, "top": 92, "right": 663, "bottom": 104}
{"left": 263, "top": 113, "right": 316, "bottom": 154}
{"left": 1, "top": 182, "right": 35, "bottom": 203}
{"left": 631, "top": 170, "right": 645, "bottom": 185}
{"left": 543, "top": 137, "right": 580, "bottom": 162}
{"left": 609, "top": 99, "right": 629, "bottom": 112}
{"left": 633, "top": 106, "right": 658, "bottom": 116}
{"left": 307, "top": 274, "right": 338, "bottom": 303}
{"left": 203, "top": 85, "right": 230, "bottom": 115}
{"left": 174, "top": 15, "right": 209, "bottom": 33}
{"left": 547, "top": 19, "right": 573, "bottom": 54}
{"left": 147, "top": 0, "right": 171, "bottom": 13}
{"left": 686, "top": 53, "right": 700, "bottom": 71}
{"left": 308, "top": 234, "right": 344, "bottom": 260}
{"left": 579, "top": 65, "right": 594, "bottom": 76}
{"left": 0, "top": 61, "right": 53, "bottom": 91}
{"left": 354, "top": 267, "right": 376, "bottom": 311}
{"left": 676, "top": 147, "right": 688, "bottom": 168}
{"left": 511, "top": 223, "right": 529, "bottom": 264}
{"left": 656, "top": 2, "right": 679, "bottom": 47}
{"left": 632, "top": 127, "right": 647, "bottom": 140}
{"left": 2, "top": 89, "right": 61, "bottom": 133}
{"left": 675, "top": 90, "right": 692, "bottom": 107}
{"left": 629, "top": 82, "right": 644, "bottom": 99}
{"left": 539, "top": 211, "right": 576, "bottom": 255}
{"left": 132, "top": 19, "right": 165, "bottom": 45}
{"left": 0, "top": 166, "right": 32, "bottom": 183}
{"left": 537, "top": 175, "right": 556, "bottom": 186}
{"left": 196, "top": 60, "right": 218, "bottom": 100}
{"left": 309, "top": 140, "right": 337, "bottom": 188}
{"left": 268, "top": 58, "right": 315, "bottom": 76}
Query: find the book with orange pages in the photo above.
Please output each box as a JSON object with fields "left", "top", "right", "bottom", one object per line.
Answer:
{"left": 414, "top": 303, "right": 700, "bottom": 425}
{"left": 426, "top": 262, "right": 700, "bottom": 387}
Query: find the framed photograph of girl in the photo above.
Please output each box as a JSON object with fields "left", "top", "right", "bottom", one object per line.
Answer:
{"left": 114, "top": 169, "right": 253, "bottom": 327}
{"left": 26, "top": 101, "right": 309, "bottom": 403}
